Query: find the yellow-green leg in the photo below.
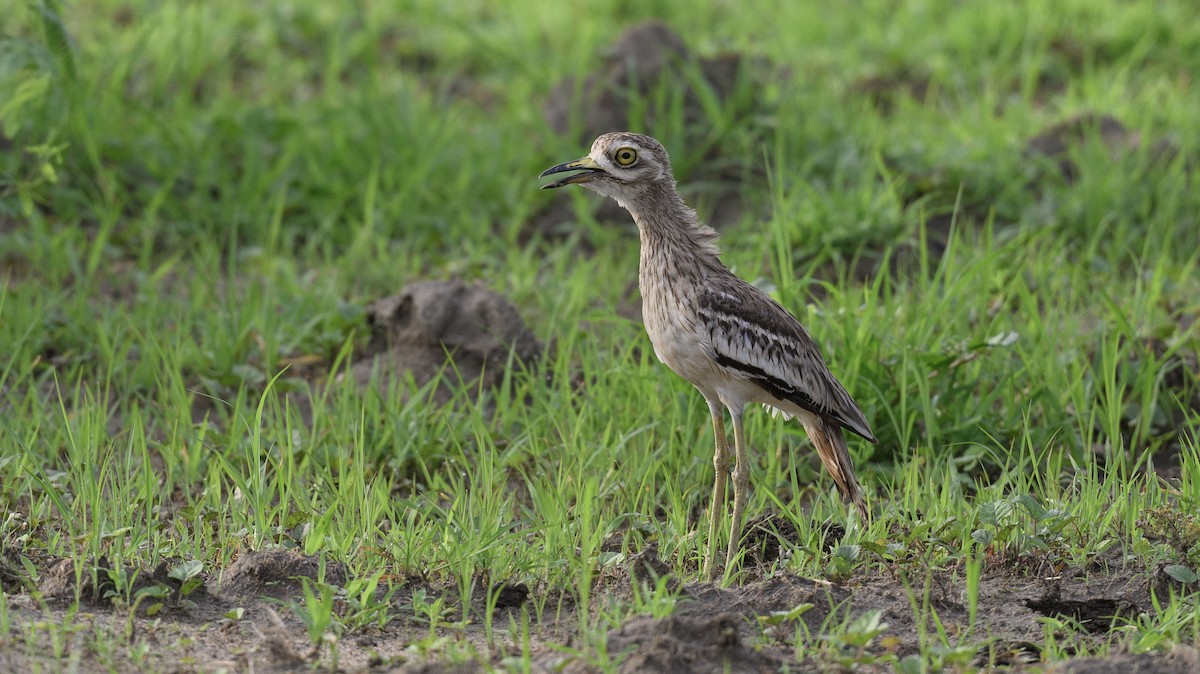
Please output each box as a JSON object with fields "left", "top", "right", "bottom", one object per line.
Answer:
{"left": 724, "top": 406, "right": 749, "bottom": 575}
{"left": 703, "top": 400, "right": 729, "bottom": 581}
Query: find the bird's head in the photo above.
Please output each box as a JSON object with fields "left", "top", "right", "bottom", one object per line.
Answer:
{"left": 539, "top": 132, "right": 674, "bottom": 206}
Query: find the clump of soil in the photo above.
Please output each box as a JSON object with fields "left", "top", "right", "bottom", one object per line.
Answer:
{"left": 1024, "top": 112, "right": 1180, "bottom": 182}
{"left": 0, "top": 546, "right": 28, "bottom": 592}
{"left": 568, "top": 613, "right": 784, "bottom": 674}
{"left": 534, "top": 21, "right": 775, "bottom": 242}
{"left": 851, "top": 67, "right": 933, "bottom": 114}
{"left": 1046, "top": 646, "right": 1200, "bottom": 674}
{"left": 35, "top": 555, "right": 208, "bottom": 607}
{"left": 30, "top": 550, "right": 348, "bottom": 610}
{"left": 542, "top": 21, "right": 755, "bottom": 148}
{"left": 351, "top": 280, "right": 542, "bottom": 406}
{"left": 218, "top": 549, "right": 346, "bottom": 600}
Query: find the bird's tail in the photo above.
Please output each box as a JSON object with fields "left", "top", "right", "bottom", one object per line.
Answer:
{"left": 803, "top": 418, "right": 869, "bottom": 522}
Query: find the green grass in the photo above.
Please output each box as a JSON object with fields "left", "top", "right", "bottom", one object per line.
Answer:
{"left": 2, "top": 0, "right": 1200, "bottom": 670}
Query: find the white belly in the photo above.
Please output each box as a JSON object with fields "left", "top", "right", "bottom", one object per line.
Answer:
{"left": 643, "top": 294, "right": 820, "bottom": 419}
{"left": 640, "top": 265, "right": 780, "bottom": 410}
{"left": 642, "top": 292, "right": 713, "bottom": 380}
{"left": 642, "top": 297, "right": 755, "bottom": 409}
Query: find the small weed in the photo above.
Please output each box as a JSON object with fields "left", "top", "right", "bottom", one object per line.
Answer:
{"left": 167, "top": 560, "right": 205, "bottom": 609}
{"left": 825, "top": 544, "right": 862, "bottom": 581}
{"left": 972, "top": 492, "right": 1073, "bottom": 556}
{"left": 276, "top": 577, "right": 341, "bottom": 666}
{"left": 629, "top": 574, "right": 681, "bottom": 620}
{"left": 337, "top": 572, "right": 398, "bottom": 632}
{"left": 409, "top": 588, "right": 455, "bottom": 634}
{"left": 1120, "top": 593, "right": 1200, "bottom": 654}
{"left": 1140, "top": 506, "right": 1200, "bottom": 565}
{"left": 823, "top": 609, "right": 892, "bottom": 667}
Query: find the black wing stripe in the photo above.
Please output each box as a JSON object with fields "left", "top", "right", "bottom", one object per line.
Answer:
{"left": 700, "top": 286, "right": 877, "bottom": 443}
{"left": 712, "top": 353, "right": 825, "bottom": 416}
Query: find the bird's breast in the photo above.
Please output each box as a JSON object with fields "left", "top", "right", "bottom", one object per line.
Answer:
{"left": 638, "top": 267, "right": 717, "bottom": 384}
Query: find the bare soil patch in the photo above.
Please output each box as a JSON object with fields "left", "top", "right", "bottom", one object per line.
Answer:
{"left": 1046, "top": 647, "right": 1200, "bottom": 674}
{"left": 1, "top": 534, "right": 1188, "bottom": 672}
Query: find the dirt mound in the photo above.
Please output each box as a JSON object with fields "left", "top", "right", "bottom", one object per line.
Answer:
{"left": 33, "top": 555, "right": 210, "bottom": 608}
{"left": 0, "top": 546, "right": 27, "bottom": 592}
{"left": 543, "top": 21, "right": 751, "bottom": 147}
{"left": 537, "top": 559, "right": 1158, "bottom": 671}
{"left": 1025, "top": 112, "right": 1180, "bottom": 182}
{"left": 399, "top": 664, "right": 484, "bottom": 674}
{"left": 217, "top": 549, "right": 346, "bottom": 600}
{"left": 851, "top": 67, "right": 933, "bottom": 114}
{"left": 572, "top": 613, "right": 783, "bottom": 674}
{"left": 622, "top": 557, "right": 1152, "bottom": 668}
{"left": 533, "top": 22, "right": 773, "bottom": 242}
{"left": 1047, "top": 646, "right": 1200, "bottom": 674}
{"left": 351, "top": 280, "right": 542, "bottom": 406}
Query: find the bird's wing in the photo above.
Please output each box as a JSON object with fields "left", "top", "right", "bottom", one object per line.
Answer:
{"left": 696, "top": 280, "right": 877, "bottom": 443}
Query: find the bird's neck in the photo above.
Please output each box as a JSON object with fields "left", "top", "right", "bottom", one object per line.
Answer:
{"left": 625, "top": 184, "right": 721, "bottom": 265}
{"left": 623, "top": 184, "right": 723, "bottom": 303}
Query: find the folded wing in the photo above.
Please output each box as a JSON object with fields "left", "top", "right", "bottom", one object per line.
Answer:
{"left": 697, "top": 281, "right": 876, "bottom": 443}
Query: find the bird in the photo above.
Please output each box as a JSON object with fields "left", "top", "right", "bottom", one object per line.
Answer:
{"left": 540, "top": 132, "right": 876, "bottom": 580}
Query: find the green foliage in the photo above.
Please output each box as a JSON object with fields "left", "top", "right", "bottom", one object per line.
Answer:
{"left": 287, "top": 576, "right": 341, "bottom": 664}
{"left": 1, "top": 0, "right": 1198, "bottom": 670}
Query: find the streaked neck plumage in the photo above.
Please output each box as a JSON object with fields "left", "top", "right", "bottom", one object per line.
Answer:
{"left": 621, "top": 181, "right": 722, "bottom": 286}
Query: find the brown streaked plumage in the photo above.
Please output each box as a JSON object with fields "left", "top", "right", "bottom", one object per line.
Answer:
{"left": 540, "top": 132, "right": 876, "bottom": 581}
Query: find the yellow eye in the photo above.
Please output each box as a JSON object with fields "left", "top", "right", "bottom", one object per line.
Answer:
{"left": 613, "top": 147, "right": 638, "bottom": 167}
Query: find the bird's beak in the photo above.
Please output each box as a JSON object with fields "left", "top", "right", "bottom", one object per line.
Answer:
{"left": 539, "top": 155, "right": 606, "bottom": 189}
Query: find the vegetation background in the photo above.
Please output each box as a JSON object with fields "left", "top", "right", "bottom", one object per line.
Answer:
{"left": 1, "top": 0, "right": 1198, "bottom": 671}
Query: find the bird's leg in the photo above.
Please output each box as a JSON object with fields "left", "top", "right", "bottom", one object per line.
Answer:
{"left": 704, "top": 399, "right": 729, "bottom": 582}
{"left": 724, "top": 405, "right": 749, "bottom": 576}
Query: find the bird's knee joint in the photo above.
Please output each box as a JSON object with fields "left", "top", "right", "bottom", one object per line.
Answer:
{"left": 731, "top": 465, "right": 749, "bottom": 485}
